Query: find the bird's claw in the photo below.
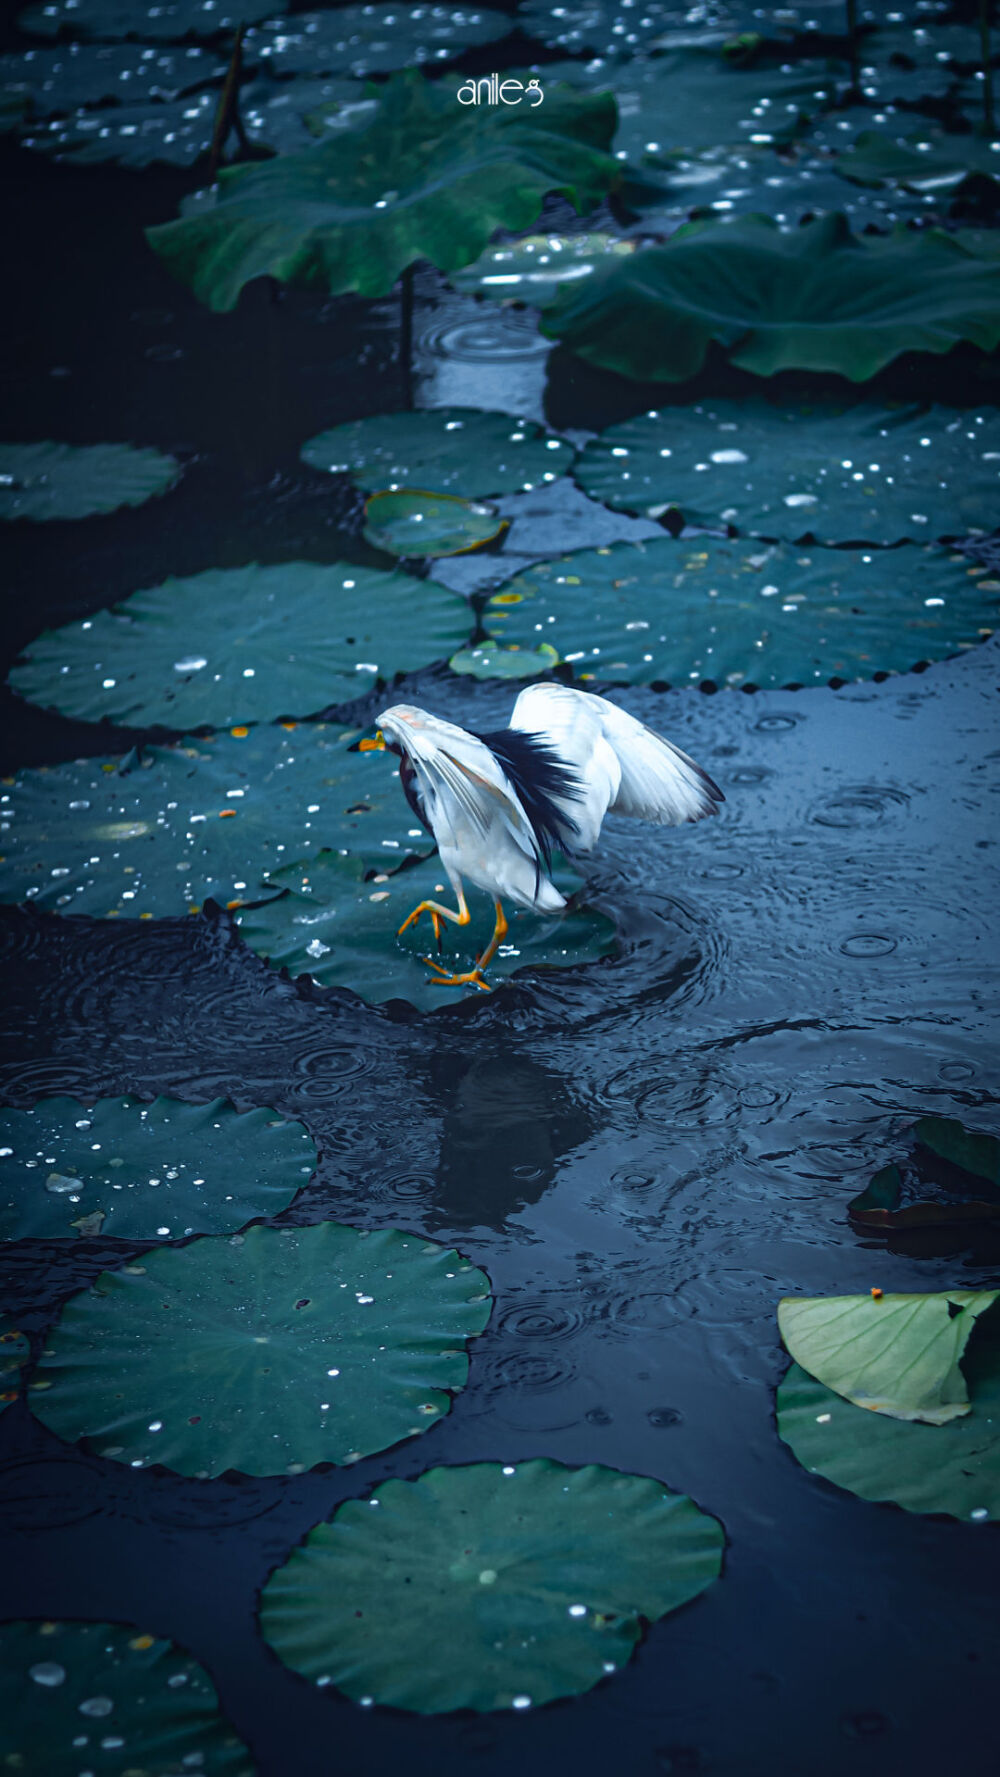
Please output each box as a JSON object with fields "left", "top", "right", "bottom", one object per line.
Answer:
{"left": 420, "top": 955, "right": 492, "bottom": 993}
{"left": 398, "top": 902, "right": 445, "bottom": 948}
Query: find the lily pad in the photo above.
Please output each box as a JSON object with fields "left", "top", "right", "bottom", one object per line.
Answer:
{"left": 0, "top": 1094, "right": 315, "bottom": 1242}
{"left": 449, "top": 640, "right": 561, "bottom": 678}
{"left": 848, "top": 1117, "right": 1000, "bottom": 1229}
{"left": 146, "top": 70, "right": 619, "bottom": 310}
{"left": 0, "top": 1619, "right": 254, "bottom": 1776}
{"left": 0, "top": 1320, "right": 30, "bottom": 1411}
{"left": 260, "top": 1458, "right": 724, "bottom": 1711}
{"left": 17, "top": 0, "right": 275, "bottom": 38}
{"left": 518, "top": 0, "right": 748, "bottom": 56}
{"left": 451, "top": 233, "right": 636, "bottom": 305}
{"left": 482, "top": 537, "right": 988, "bottom": 688}
{"left": 364, "top": 489, "right": 506, "bottom": 558}
{"left": 0, "top": 722, "right": 431, "bottom": 918}
{"left": 244, "top": 6, "right": 511, "bottom": 77}
{"left": 0, "top": 41, "right": 221, "bottom": 114}
{"left": 777, "top": 1289, "right": 1000, "bottom": 1423}
{"left": 301, "top": 407, "right": 573, "bottom": 499}
{"left": 19, "top": 86, "right": 221, "bottom": 163}
{"left": 574, "top": 400, "right": 1000, "bottom": 543}
{"left": 836, "top": 128, "right": 1000, "bottom": 195}
{"left": 0, "top": 442, "right": 180, "bottom": 522}
{"left": 30, "top": 1222, "right": 492, "bottom": 1476}
{"left": 9, "top": 561, "right": 472, "bottom": 730}
{"left": 539, "top": 212, "right": 1000, "bottom": 383}
{"left": 235, "top": 849, "right": 615, "bottom": 1011}
{"left": 777, "top": 1311, "right": 1000, "bottom": 1519}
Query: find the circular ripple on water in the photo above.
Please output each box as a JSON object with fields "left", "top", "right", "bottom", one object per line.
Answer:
{"left": 809, "top": 784, "right": 911, "bottom": 829}
{"left": 287, "top": 1042, "right": 380, "bottom": 1101}
{"left": 754, "top": 713, "right": 801, "bottom": 733}
{"left": 838, "top": 933, "right": 899, "bottom": 958}
{"left": 487, "top": 1350, "right": 576, "bottom": 1392}
{"left": 495, "top": 1299, "right": 585, "bottom": 1342}
{"left": 0, "top": 1455, "right": 103, "bottom": 1530}
{"left": 420, "top": 310, "right": 550, "bottom": 363}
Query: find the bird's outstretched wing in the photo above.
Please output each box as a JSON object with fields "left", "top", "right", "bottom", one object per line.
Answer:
{"left": 377, "top": 703, "right": 542, "bottom": 862}
{"left": 510, "top": 684, "right": 723, "bottom": 843}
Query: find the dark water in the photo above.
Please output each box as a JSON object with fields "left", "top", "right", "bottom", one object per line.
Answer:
{"left": 2, "top": 71, "right": 1000, "bottom": 1777}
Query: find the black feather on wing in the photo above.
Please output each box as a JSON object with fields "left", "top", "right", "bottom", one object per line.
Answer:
{"left": 474, "top": 727, "right": 583, "bottom": 868}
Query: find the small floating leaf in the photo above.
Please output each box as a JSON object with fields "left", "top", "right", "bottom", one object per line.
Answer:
{"left": 363, "top": 489, "right": 507, "bottom": 558}
{"left": 848, "top": 1117, "right": 1000, "bottom": 1230}
{"left": 449, "top": 640, "right": 560, "bottom": 679}
{"left": 32, "top": 1223, "right": 492, "bottom": 1476}
{"left": 0, "top": 1619, "right": 253, "bottom": 1776}
{"left": 0, "top": 1094, "right": 314, "bottom": 1242}
{"left": 9, "top": 561, "right": 472, "bottom": 729}
{"left": 301, "top": 407, "right": 573, "bottom": 498}
{"left": 0, "top": 442, "right": 179, "bottom": 522}
{"left": 261, "top": 1458, "right": 724, "bottom": 1711}
{"left": 777, "top": 1289, "right": 1000, "bottom": 1423}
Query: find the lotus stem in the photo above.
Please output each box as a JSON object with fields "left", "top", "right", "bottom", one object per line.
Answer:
{"left": 400, "top": 264, "right": 415, "bottom": 410}
{"left": 845, "top": 0, "right": 861, "bottom": 97}
{"left": 981, "top": 0, "right": 995, "bottom": 137}
{"left": 207, "top": 24, "right": 248, "bottom": 181}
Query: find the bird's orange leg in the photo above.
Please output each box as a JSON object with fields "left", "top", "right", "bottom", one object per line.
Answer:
{"left": 398, "top": 889, "right": 470, "bottom": 955}
{"left": 423, "top": 898, "right": 507, "bottom": 993}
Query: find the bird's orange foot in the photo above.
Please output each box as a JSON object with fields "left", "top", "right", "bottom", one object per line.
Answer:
{"left": 398, "top": 902, "right": 444, "bottom": 947}
{"left": 420, "top": 955, "right": 492, "bottom": 993}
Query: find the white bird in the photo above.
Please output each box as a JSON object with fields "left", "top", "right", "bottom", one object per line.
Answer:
{"left": 357, "top": 683, "right": 724, "bottom": 991}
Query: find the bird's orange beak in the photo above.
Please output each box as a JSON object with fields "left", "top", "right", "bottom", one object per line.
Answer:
{"left": 357, "top": 730, "right": 386, "bottom": 752}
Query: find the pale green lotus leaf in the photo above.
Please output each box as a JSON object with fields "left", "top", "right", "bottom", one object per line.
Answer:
{"left": 0, "top": 1094, "right": 315, "bottom": 1242}
{"left": 31, "top": 1222, "right": 492, "bottom": 1476}
{"left": 261, "top": 1458, "right": 724, "bottom": 1711}
{"left": 363, "top": 489, "right": 506, "bottom": 558}
{"left": 778, "top": 1289, "right": 1000, "bottom": 1423}
{"left": 449, "top": 640, "right": 561, "bottom": 678}
{"left": 9, "top": 561, "right": 472, "bottom": 729}
{"left": 0, "top": 442, "right": 180, "bottom": 521}
{"left": 301, "top": 407, "right": 574, "bottom": 498}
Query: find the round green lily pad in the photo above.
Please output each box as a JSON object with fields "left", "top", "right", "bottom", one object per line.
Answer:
{"left": 518, "top": 0, "right": 743, "bottom": 56}
{"left": 31, "top": 1222, "right": 492, "bottom": 1476}
{"left": 18, "top": 0, "right": 275, "bottom": 38}
{"left": 0, "top": 722, "right": 430, "bottom": 919}
{"left": 0, "top": 1094, "right": 315, "bottom": 1242}
{"left": 777, "top": 1316, "right": 1000, "bottom": 1520}
{"left": 837, "top": 128, "right": 1000, "bottom": 196}
{"left": 363, "top": 489, "right": 507, "bottom": 558}
{"left": 9, "top": 561, "right": 472, "bottom": 729}
{"left": 0, "top": 41, "right": 221, "bottom": 114}
{"left": 449, "top": 640, "right": 561, "bottom": 678}
{"left": 574, "top": 400, "right": 1000, "bottom": 543}
{"left": 0, "top": 1619, "right": 254, "bottom": 1777}
{"left": 261, "top": 1458, "right": 724, "bottom": 1711}
{"left": 245, "top": 5, "right": 511, "bottom": 76}
{"left": 451, "top": 233, "right": 637, "bottom": 306}
{"left": 483, "top": 537, "right": 989, "bottom": 688}
{"left": 0, "top": 1320, "right": 30, "bottom": 1411}
{"left": 301, "top": 408, "right": 573, "bottom": 499}
{"left": 0, "top": 442, "right": 180, "bottom": 522}
{"left": 20, "top": 87, "right": 220, "bottom": 164}
{"left": 235, "top": 849, "right": 615, "bottom": 1011}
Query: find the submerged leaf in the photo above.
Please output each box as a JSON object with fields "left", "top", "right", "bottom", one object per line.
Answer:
{"left": 31, "top": 1223, "right": 492, "bottom": 1475}
{"left": 0, "top": 442, "right": 179, "bottom": 521}
{"left": 0, "top": 1094, "right": 315, "bottom": 1242}
{"left": 0, "top": 1620, "right": 253, "bottom": 1776}
{"left": 0, "top": 1320, "right": 30, "bottom": 1412}
{"left": 540, "top": 213, "right": 1000, "bottom": 383}
{"left": 848, "top": 1117, "right": 1000, "bottom": 1229}
{"left": 147, "top": 71, "right": 619, "bottom": 310}
{"left": 302, "top": 407, "right": 573, "bottom": 498}
{"left": 777, "top": 1289, "right": 1000, "bottom": 1423}
{"left": 261, "top": 1459, "right": 724, "bottom": 1711}
{"left": 9, "top": 561, "right": 472, "bottom": 729}
{"left": 363, "top": 489, "right": 507, "bottom": 558}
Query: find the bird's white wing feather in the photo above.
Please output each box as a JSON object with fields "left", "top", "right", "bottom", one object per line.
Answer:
{"left": 508, "top": 683, "right": 621, "bottom": 852}
{"left": 511, "top": 684, "right": 722, "bottom": 834}
{"left": 378, "top": 703, "right": 542, "bottom": 861}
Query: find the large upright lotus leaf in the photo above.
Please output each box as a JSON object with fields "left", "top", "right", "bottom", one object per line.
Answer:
{"left": 0, "top": 723, "right": 430, "bottom": 918}
{"left": 848, "top": 1117, "right": 1000, "bottom": 1230}
{"left": 363, "top": 490, "right": 506, "bottom": 558}
{"left": 777, "top": 1316, "right": 1000, "bottom": 1520}
{"left": 574, "top": 400, "right": 1000, "bottom": 543}
{"left": 0, "top": 1619, "right": 254, "bottom": 1777}
{"left": 451, "top": 233, "right": 636, "bottom": 306}
{"left": 0, "top": 442, "right": 179, "bottom": 522}
{"left": 244, "top": 6, "right": 511, "bottom": 76}
{"left": 19, "top": 86, "right": 221, "bottom": 164}
{"left": 8, "top": 562, "right": 473, "bottom": 729}
{"left": 0, "top": 1320, "right": 30, "bottom": 1412}
{"left": 483, "top": 537, "right": 988, "bottom": 688}
{"left": 540, "top": 213, "right": 1000, "bottom": 383}
{"left": 261, "top": 1459, "right": 724, "bottom": 1711}
{"left": 777, "top": 1290, "right": 1000, "bottom": 1424}
{"left": 146, "top": 71, "right": 619, "bottom": 310}
{"left": 18, "top": 0, "right": 275, "bottom": 38}
{"left": 301, "top": 408, "right": 573, "bottom": 499}
{"left": 0, "top": 42, "right": 221, "bottom": 114}
{"left": 235, "top": 849, "right": 615, "bottom": 1011}
{"left": 837, "top": 129, "right": 1000, "bottom": 195}
{"left": 246, "top": 74, "right": 375, "bottom": 154}
{"left": 31, "top": 1222, "right": 493, "bottom": 1475}
{"left": 0, "top": 1094, "right": 315, "bottom": 1242}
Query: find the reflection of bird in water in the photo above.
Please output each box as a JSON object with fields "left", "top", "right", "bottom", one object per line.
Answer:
{"left": 357, "top": 683, "right": 724, "bottom": 991}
